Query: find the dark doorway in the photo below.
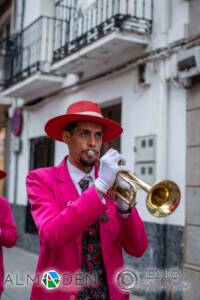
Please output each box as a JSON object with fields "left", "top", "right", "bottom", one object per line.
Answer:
{"left": 25, "top": 136, "right": 54, "bottom": 234}
{"left": 101, "top": 102, "right": 121, "bottom": 155}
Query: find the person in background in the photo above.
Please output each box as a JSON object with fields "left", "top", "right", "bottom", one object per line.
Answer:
{"left": 26, "top": 100, "right": 148, "bottom": 300}
{"left": 0, "top": 170, "right": 17, "bottom": 299}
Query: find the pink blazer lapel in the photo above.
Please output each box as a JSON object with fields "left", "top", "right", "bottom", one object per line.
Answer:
{"left": 55, "top": 156, "right": 79, "bottom": 207}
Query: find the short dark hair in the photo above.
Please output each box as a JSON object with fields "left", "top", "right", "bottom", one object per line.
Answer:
{"left": 63, "top": 121, "right": 78, "bottom": 134}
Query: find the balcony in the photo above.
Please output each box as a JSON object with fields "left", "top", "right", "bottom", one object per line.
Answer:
{"left": 0, "top": 16, "right": 65, "bottom": 102}
{"left": 52, "top": 0, "right": 153, "bottom": 78}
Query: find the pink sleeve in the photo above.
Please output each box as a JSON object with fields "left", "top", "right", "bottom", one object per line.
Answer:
{"left": 116, "top": 208, "right": 148, "bottom": 257}
{"left": 26, "top": 171, "right": 107, "bottom": 249}
{"left": 0, "top": 200, "right": 17, "bottom": 248}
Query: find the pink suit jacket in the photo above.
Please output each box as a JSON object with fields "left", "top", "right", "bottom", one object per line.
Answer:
{"left": 26, "top": 157, "right": 148, "bottom": 300}
{"left": 0, "top": 196, "right": 17, "bottom": 293}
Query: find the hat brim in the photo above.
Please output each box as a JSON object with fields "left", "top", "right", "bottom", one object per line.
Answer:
{"left": 0, "top": 170, "right": 6, "bottom": 179}
{"left": 45, "top": 114, "right": 123, "bottom": 143}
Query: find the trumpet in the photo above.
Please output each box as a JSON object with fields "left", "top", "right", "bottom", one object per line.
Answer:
{"left": 88, "top": 150, "right": 181, "bottom": 217}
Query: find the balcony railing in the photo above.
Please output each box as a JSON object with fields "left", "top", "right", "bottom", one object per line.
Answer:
{"left": 0, "top": 16, "right": 67, "bottom": 89}
{"left": 53, "top": 0, "right": 153, "bottom": 62}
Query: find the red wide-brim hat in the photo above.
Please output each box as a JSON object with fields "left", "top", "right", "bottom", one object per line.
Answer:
{"left": 0, "top": 170, "right": 6, "bottom": 179}
{"left": 45, "top": 100, "right": 123, "bottom": 143}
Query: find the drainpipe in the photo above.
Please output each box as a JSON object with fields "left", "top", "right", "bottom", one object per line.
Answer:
{"left": 157, "top": 60, "right": 170, "bottom": 299}
{"left": 157, "top": 60, "right": 168, "bottom": 183}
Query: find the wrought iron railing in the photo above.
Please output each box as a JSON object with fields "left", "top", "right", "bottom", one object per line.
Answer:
{"left": 0, "top": 34, "right": 17, "bottom": 88}
{"left": 0, "top": 52, "right": 11, "bottom": 88}
{"left": 0, "top": 16, "right": 67, "bottom": 88}
{"left": 53, "top": 0, "right": 153, "bottom": 62}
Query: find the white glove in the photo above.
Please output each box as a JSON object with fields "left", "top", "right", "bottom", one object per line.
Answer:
{"left": 94, "top": 148, "right": 128, "bottom": 194}
{"left": 115, "top": 176, "right": 131, "bottom": 211}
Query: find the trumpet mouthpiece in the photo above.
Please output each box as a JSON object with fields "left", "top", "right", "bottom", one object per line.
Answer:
{"left": 88, "top": 150, "right": 99, "bottom": 161}
{"left": 88, "top": 150, "right": 95, "bottom": 157}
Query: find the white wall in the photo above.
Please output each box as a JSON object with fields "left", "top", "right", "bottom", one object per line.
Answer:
{"left": 151, "top": 0, "right": 189, "bottom": 49}
{"left": 10, "top": 58, "right": 186, "bottom": 226}
{"left": 23, "top": 0, "right": 55, "bottom": 28}
{"left": 167, "top": 81, "right": 186, "bottom": 226}
{"left": 23, "top": 0, "right": 40, "bottom": 27}
{"left": 168, "top": 0, "right": 189, "bottom": 43}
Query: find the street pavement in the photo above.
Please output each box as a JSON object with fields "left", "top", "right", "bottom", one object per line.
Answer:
{"left": 2, "top": 247, "right": 38, "bottom": 300}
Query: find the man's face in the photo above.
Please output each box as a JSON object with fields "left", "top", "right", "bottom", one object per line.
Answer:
{"left": 62, "top": 121, "right": 103, "bottom": 170}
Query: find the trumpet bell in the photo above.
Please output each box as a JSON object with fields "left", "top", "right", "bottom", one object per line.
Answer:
{"left": 146, "top": 180, "right": 181, "bottom": 217}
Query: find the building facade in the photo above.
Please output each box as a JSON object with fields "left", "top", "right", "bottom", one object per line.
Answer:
{"left": 0, "top": 0, "right": 199, "bottom": 299}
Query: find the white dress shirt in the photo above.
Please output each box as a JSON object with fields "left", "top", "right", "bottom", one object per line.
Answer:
{"left": 67, "top": 158, "right": 95, "bottom": 195}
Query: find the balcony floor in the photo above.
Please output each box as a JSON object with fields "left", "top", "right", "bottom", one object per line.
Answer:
{"left": 52, "top": 31, "right": 149, "bottom": 79}
{"left": 1, "top": 73, "right": 64, "bottom": 102}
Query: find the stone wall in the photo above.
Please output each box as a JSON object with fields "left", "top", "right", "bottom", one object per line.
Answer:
{"left": 183, "top": 77, "right": 200, "bottom": 300}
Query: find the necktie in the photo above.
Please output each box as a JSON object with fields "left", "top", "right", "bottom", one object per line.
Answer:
{"left": 79, "top": 178, "right": 90, "bottom": 192}
{"left": 77, "top": 177, "right": 109, "bottom": 299}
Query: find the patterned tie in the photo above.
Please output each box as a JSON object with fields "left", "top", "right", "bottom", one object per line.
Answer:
{"left": 79, "top": 178, "right": 90, "bottom": 192}
{"left": 77, "top": 177, "right": 109, "bottom": 300}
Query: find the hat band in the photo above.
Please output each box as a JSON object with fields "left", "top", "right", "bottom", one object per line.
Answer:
{"left": 74, "top": 111, "right": 103, "bottom": 118}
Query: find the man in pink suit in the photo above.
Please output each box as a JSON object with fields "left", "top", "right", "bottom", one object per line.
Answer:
{"left": 26, "top": 100, "right": 148, "bottom": 300}
{"left": 0, "top": 170, "right": 17, "bottom": 299}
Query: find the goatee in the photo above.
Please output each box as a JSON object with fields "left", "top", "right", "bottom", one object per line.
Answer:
{"left": 80, "top": 157, "right": 95, "bottom": 167}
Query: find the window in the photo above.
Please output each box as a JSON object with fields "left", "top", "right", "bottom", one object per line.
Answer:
{"left": 138, "top": 64, "right": 146, "bottom": 85}
{"left": 141, "top": 139, "right": 146, "bottom": 148}
{"left": 148, "top": 166, "right": 153, "bottom": 175}
{"left": 149, "top": 139, "right": 153, "bottom": 147}
{"left": 141, "top": 166, "right": 146, "bottom": 175}
{"left": 25, "top": 136, "right": 55, "bottom": 234}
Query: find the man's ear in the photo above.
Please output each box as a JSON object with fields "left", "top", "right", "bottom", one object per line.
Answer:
{"left": 62, "top": 131, "right": 70, "bottom": 144}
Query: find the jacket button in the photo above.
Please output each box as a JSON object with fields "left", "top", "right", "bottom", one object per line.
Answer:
{"left": 101, "top": 214, "right": 109, "bottom": 223}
